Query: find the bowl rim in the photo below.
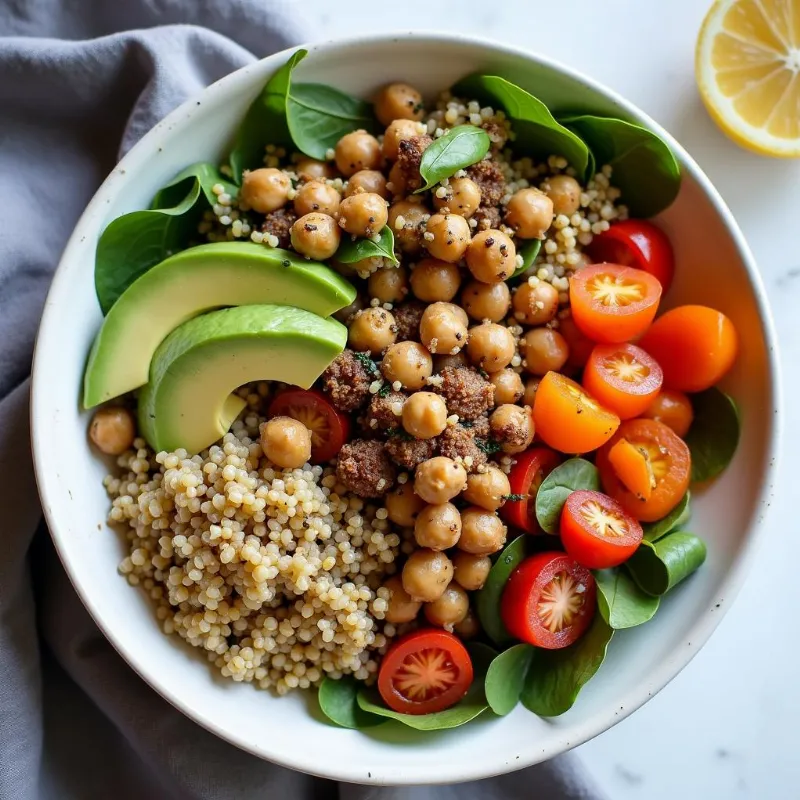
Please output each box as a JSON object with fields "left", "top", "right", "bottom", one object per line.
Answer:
{"left": 30, "top": 29, "right": 782, "bottom": 785}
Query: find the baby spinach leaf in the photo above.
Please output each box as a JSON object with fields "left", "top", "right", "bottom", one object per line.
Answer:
{"left": 416, "top": 125, "right": 491, "bottom": 192}
{"left": 642, "top": 492, "right": 691, "bottom": 542}
{"left": 520, "top": 615, "right": 614, "bottom": 717}
{"left": 535, "top": 458, "right": 600, "bottom": 534}
{"left": 476, "top": 534, "right": 529, "bottom": 647}
{"left": 559, "top": 114, "right": 681, "bottom": 217}
{"left": 510, "top": 239, "right": 542, "bottom": 280}
{"left": 485, "top": 643, "right": 535, "bottom": 716}
{"left": 317, "top": 675, "right": 385, "bottom": 729}
{"left": 334, "top": 226, "right": 398, "bottom": 266}
{"left": 151, "top": 162, "right": 238, "bottom": 209}
{"left": 685, "top": 388, "right": 741, "bottom": 482}
{"left": 626, "top": 532, "right": 707, "bottom": 597}
{"left": 594, "top": 568, "right": 660, "bottom": 629}
{"left": 452, "top": 74, "right": 590, "bottom": 176}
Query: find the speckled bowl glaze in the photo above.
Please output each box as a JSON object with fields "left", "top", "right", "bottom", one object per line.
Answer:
{"left": 31, "top": 32, "right": 780, "bottom": 785}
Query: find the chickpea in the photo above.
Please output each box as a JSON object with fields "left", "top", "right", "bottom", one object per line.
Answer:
{"left": 462, "top": 465, "right": 511, "bottom": 512}
{"left": 520, "top": 327, "right": 570, "bottom": 375}
{"left": 489, "top": 404, "right": 535, "bottom": 454}
{"left": 419, "top": 302, "right": 468, "bottom": 355}
{"left": 89, "top": 406, "right": 135, "bottom": 455}
{"left": 544, "top": 174, "right": 582, "bottom": 216}
{"left": 345, "top": 170, "right": 389, "bottom": 199}
{"left": 347, "top": 307, "right": 397, "bottom": 356}
{"left": 375, "top": 82, "right": 424, "bottom": 127}
{"left": 453, "top": 551, "right": 492, "bottom": 591}
{"left": 385, "top": 482, "right": 427, "bottom": 528}
{"left": 260, "top": 416, "right": 311, "bottom": 469}
{"left": 504, "top": 188, "right": 554, "bottom": 239}
{"left": 465, "top": 229, "right": 517, "bottom": 283}
{"left": 433, "top": 352, "right": 469, "bottom": 372}
{"left": 433, "top": 177, "right": 481, "bottom": 218}
{"left": 424, "top": 213, "right": 471, "bottom": 263}
{"left": 381, "top": 341, "right": 432, "bottom": 390}
{"left": 334, "top": 130, "right": 382, "bottom": 177}
{"left": 458, "top": 506, "right": 508, "bottom": 555}
{"left": 295, "top": 157, "right": 336, "bottom": 181}
{"left": 409, "top": 258, "right": 462, "bottom": 303}
{"left": 466, "top": 322, "right": 516, "bottom": 372}
{"left": 454, "top": 609, "right": 481, "bottom": 640}
{"left": 402, "top": 392, "right": 448, "bottom": 439}
{"left": 383, "top": 119, "right": 424, "bottom": 161}
{"left": 348, "top": 256, "right": 385, "bottom": 276}
{"left": 240, "top": 168, "right": 291, "bottom": 214}
{"left": 512, "top": 280, "right": 560, "bottom": 326}
{"left": 424, "top": 583, "right": 470, "bottom": 628}
{"left": 402, "top": 548, "right": 454, "bottom": 603}
{"left": 368, "top": 266, "right": 409, "bottom": 305}
{"left": 490, "top": 368, "right": 524, "bottom": 405}
{"left": 524, "top": 377, "right": 541, "bottom": 408}
{"left": 338, "top": 192, "right": 389, "bottom": 238}
{"left": 293, "top": 180, "right": 341, "bottom": 217}
{"left": 290, "top": 212, "right": 341, "bottom": 260}
{"left": 388, "top": 199, "right": 429, "bottom": 255}
{"left": 387, "top": 161, "right": 408, "bottom": 197}
{"left": 414, "top": 502, "right": 462, "bottom": 550}
{"left": 333, "top": 294, "right": 365, "bottom": 325}
{"left": 461, "top": 280, "right": 511, "bottom": 323}
{"left": 383, "top": 575, "right": 422, "bottom": 624}
{"left": 414, "top": 456, "right": 468, "bottom": 504}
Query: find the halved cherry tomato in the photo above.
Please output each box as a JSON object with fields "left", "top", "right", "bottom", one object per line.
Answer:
{"left": 377, "top": 629, "right": 473, "bottom": 715}
{"left": 570, "top": 264, "right": 662, "bottom": 344}
{"left": 582, "top": 343, "right": 663, "bottom": 420}
{"left": 268, "top": 388, "right": 350, "bottom": 463}
{"left": 501, "top": 552, "right": 596, "bottom": 649}
{"left": 560, "top": 490, "right": 643, "bottom": 569}
{"left": 533, "top": 372, "right": 620, "bottom": 454}
{"left": 641, "top": 389, "right": 694, "bottom": 438}
{"left": 558, "top": 314, "right": 596, "bottom": 372}
{"left": 607, "top": 438, "right": 654, "bottom": 501}
{"left": 596, "top": 419, "right": 691, "bottom": 522}
{"left": 501, "top": 447, "right": 562, "bottom": 533}
{"left": 586, "top": 220, "right": 675, "bottom": 293}
{"left": 638, "top": 305, "right": 738, "bottom": 392}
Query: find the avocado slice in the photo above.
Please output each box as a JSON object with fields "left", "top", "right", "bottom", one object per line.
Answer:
{"left": 138, "top": 304, "right": 347, "bottom": 454}
{"left": 83, "top": 242, "right": 356, "bottom": 408}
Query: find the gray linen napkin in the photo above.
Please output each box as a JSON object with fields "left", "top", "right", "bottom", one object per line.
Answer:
{"left": 0, "top": 1, "right": 606, "bottom": 797}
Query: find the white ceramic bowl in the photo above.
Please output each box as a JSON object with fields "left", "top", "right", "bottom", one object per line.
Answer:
{"left": 31, "top": 32, "right": 780, "bottom": 785}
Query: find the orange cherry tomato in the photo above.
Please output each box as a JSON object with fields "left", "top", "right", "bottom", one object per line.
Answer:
{"left": 560, "top": 490, "right": 643, "bottom": 569}
{"left": 570, "top": 264, "right": 662, "bottom": 344}
{"left": 533, "top": 371, "right": 620, "bottom": 454}
{"left": 641, "top": 389, "right": 694, "bottom": 438}
{"left": 501, "top": 447, "right": 562, "bottom": 533}
{"left": 558, "top": 314, "right": 596, "bottom": 372}
{"left": 596, "top": 419, "right": 691, "bottom": 522}
{"left": 607, "top": 438, "right": 654, "bottom": 501}
{"left": 638, "top": 305, "right": 738, "bottom": 392}
{"left": 582, "top": 343, "right": 663, "bottom": 420}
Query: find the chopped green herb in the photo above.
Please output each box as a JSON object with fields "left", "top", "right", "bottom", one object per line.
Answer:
{"left": 475, "top": 437, "right": 501, "bottom": 455}
{"left": 353, "top": 351, "right": 379, "bottom": 375}
{"left": 378, "top": 383, "right": 391, "bottom": 397}
{"left": 502, "top": 493, "right": 526, "bottom": 502}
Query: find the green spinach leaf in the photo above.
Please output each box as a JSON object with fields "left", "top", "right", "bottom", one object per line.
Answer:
{"left": 317, "top": 675, "right": 385, "bottom": 729}
{"left": 626, "top": 532, "right": 707, "bottom": 596}
{"left": 334, "top": 226, "right": 398, "bottom": 266}
{"left": 510, "top": 239, "right": 542, "bottom": 280}
{"left": 594, "top": 568, "right": 659, "bottom": 629}
{"left": 642, "top": 492, "right": 691, "bottom": 542}
{"left": 416, "top": 125, "right": 491, "bottom": 192}
{"left": 485, "top": 643, "right": 535, "bottom": 716}
{"left": 685, "top": 388, "right": 741, "bottom": 482}
{"left": 535, "top": 458, "right": 600, "bottom": 534}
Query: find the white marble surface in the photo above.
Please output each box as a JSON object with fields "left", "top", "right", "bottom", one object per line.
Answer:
{"left": 296, "top": 2, "right": 799, "bottom": 798}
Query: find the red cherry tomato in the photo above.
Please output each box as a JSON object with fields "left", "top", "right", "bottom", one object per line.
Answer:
{"left": 560, "top": 490, "right": 643, "bottom": 569}
{"left": 501, "top": 552, "right": 596, "bottom": 649}
{"left": 501, "top": 447, "right": 562, "bottom": 533}
{"left": 268, "top": 388, "right": 350, "bottom": 463}
{"left": 377, "top": 629, "right": 474, "bottom": 715}
{"left": 586, "top": 220, "right": 675, "bottom": 293}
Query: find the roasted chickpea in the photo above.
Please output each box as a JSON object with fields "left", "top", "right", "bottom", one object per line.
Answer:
{"left": 433, "top": 352, "right": 469, "bottom": 372}
{"left": 452, "top": 551, "right": 492, "bottom": 591}
{"left": 295, "top": 157, "right": 336, "bottom": 181}
{"left": 424, "top": 583, "right": 470, "bottom": 628}
{"left": 383, "top": 575, "right": 422, "bottom": 624}
{"left": 504, "top": 188, "right": 554, "bottom": 239}
{"left": 293, "top": 180, "right": 341, "bottom": 217}
{"left": 544, "top": 174, "right": 582, "bottom": 216}
{"left": 402, "top": 548, "right": 454, "bottom": 603}
{"left": 387, "top": 161, "right": 408, "bottom": 197}
{"left": 345, "top": 170, "right": 389, "bottom": 199}
{"left": 388, "top": 199, "right": 429, "bottom": 255}
{"left": 368, "top": 266, "right": 408, "bottom": 305}
{"left": 347, "top": 256, "right": 385, "bottom": 277}
{"left": 385, "top": 482, "right": 427, "bottom": 527}
{"left": 432, "top": 177, "right": 481, "bottom": 218}
{"left": 466, "top": 322, "right": 516, "bottom": 372}
{"left": 414, "top": 456, "right": 468, "bottom": 504}
{"left": 333, "top": 294, "right": 365, "bottom": 325}
{"left": 490, "top": 369, "right": 524, "bottom": 405}
{"left": 424, "top": 213, "right": 471, "bottom": 263}
{"left": 375, "top": 82, "right": 424, "bottom": 127}
{"left": 347, "top": 307, "right": 397, "bottom": 356}
{"left": 338, "top": 192, "right": 389, "bottom": 238}
{"left": 419, "top": 302, "right": 468, "bottom": 355}
{"left": 461, "top": 280, "right": 511, "bottom": 323}
{"left": 520, "top": 327, "right": 570, "bottom": 375}
{"left": 409, "top": 258, "right": 462, "bottom": 303}
{"left": 89, "top": 406, "right": 135, "bottom": 455}
{"left": 458, "top": 506, "right": 508, "bottom": 555}
{"left": 454, "top": 609, "right": 481, "bottom": 640}
{"left": 383, "top": 119, "right": 425, "bottom": 160}
{"left": 402, "top": 392, "right": 448, "bottom": 439}
{"left": 512, "top": 280, "right": 560, "bottom": 326}
{"left": 334, "top": 130, "right": 382, "bottom": 177}
{"left": 414, "top": 502, "right": 462, "bottom": 550}
{"left": 523, "top": 377, "right": 541, "bottom": 407}
{"left": 240, "top": 168, "right": 291, "bottom": 214}
{"left": 462, "top": 465, "right": 511, "bottom": 512}
{"left": 489, "top": 404, "right": 535, "bottom": 454}
{"left": 260, "top": 416, "right": 311, "bottom": 469}
{"left": 290, "top": 212, "right": 341, "bottom": 260}
{"left": 381, "top": 341, "right": 432, "bottom": 390}
{"left": 465, "top": 229, "right": 517, "bottom": 283}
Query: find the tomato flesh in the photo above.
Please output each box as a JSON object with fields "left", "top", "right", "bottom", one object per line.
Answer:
{"left": 378, "top": 629, "right": 473, "bottom": 714}
{"left": 501, "top": 552, "right": 596, "bottom": 649}
{"left": 502, "top": 447, "right": 562, "bottom": 533}
{"left": 560, "top": 490, "right": 643, "bottom": 569}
